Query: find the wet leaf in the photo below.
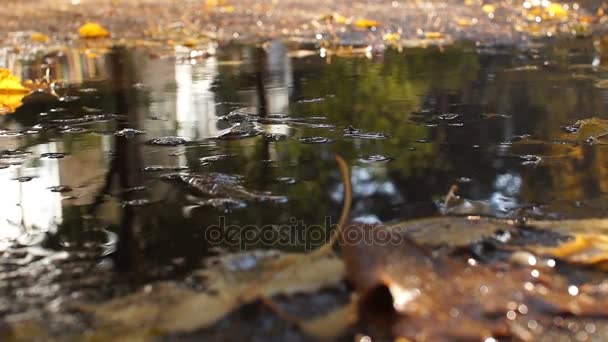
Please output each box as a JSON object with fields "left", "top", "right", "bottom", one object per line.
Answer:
{"left": 84, "top": 251, "right": 345, "bottom": 336}
{"left": 560, "top": 117, "right": 608, "bottom": 142}
{"left": 298, "top": 301, "right": 356, "bottom": 340}
{"left": 533, "top": 234, "right": 608, "bottom": 269}
{"left": 78, "top": 22, "right": 110, "bottom": 39}
{"left": 384, "top": 216, "right": 515, "bottom": 248}
{"left": 341, "top": 223, "right": 608, "bottom": 341}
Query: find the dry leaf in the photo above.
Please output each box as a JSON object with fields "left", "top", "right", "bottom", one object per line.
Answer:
{"left": 78, "top": 22, "right": 110, "bottom": 39}
{"left": 30, "top": 32, "right": 49, "bottom": 43}
{"left": 425, "top": 31, "right": 444, "bottom": 39}
{"left": 354, "top": 19, "right": 380, "bottom": 29}
{"left": 0, "top": 68, "right": 29, "bottom": 114}
{"left": 482, "top": 4, "right": 495, "bottom": 13}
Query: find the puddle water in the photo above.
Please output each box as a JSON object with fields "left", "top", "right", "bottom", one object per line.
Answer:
{"left": 3, "top": 38, "right": 608, "bottom": 337}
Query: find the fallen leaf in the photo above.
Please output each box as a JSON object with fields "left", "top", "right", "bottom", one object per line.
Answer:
{"left": 84, "top": 250, "right": 345, "bottom": 336}
{"left": 384, "top": 216, "right": 515, "bottom": 248}
{"left": 456, "top": 18, "right": 475, "bottom": 26}
{"left": 560, "top": 117, "right": 608, "bottom": 141}
{"left": 298, "top": 301, "right": 356, "bottom": 340}
{"left": 30, "top": 32, "right": 49, "bottom": 43}
{"left": 78, "top": 22, "right": 110, "bottom": 39}
{"left": 0, "top": 68, "right": 30, "bottom": 114}
{"left": 425, "top": 31, "right": 444, "bottom": 39}
{"left": 341, "top": 223, "right": 608, "bottom": 341}
{"left": 533, "top": 234, "right": 608, "bottom": 268}
{"left": 354, "top": 19, "right": 380, "bottom": 29}
{"left": 383, "top": 32, "right": 400, "bottom": 42}
{"left": 546, "top": 3, "right": 567, "bottom": 18}
{"left": 482, "top": 4, "right": 495, "bottom": 13}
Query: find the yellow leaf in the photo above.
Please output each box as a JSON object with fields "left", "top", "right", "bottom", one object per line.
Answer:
{"left": 78, "top": 22, "right": 110, "bottom": 39}
{"left": 457, "top": 18, "right": 474, "bottom": 26}
{"left": 0, "top": 68, "right": 28, "bottom": 93}
{"left": 383, "top": 32, "right": 400, "bottom": 42}
{"left": 425, "top": 31, "right": 444, "bottom": 39}
{"left": 205, "top": 0, "right": 227, "bottom": 6}
{"left": 354, "top": 19, "right": 380, "bottom": 29}
{"left": 546, "top": 3, "right": 567, "bottom": 17}
{"left": 320, "top": 13, "right": 348, "bottom": 24}
{"left": 482, "top": 4, "right": 495, "bottom": 13}
{"left": 0, "top": 68, "right": 31, "bottom": 114}
{"left": 30, "top": 32, "right": 49, "bottom": 43}
{"left": 534, "top": 234, "right": 608, "bottom": 267}
{"left": 0, "top": 93, "right": 26, "bottom": 115}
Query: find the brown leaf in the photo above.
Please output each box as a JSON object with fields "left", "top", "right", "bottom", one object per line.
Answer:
{"left": 83, "top": 250, "right": 345, "bottom": 337}
{"left": 341, "top": 223, "right": 608, "bottom": 341}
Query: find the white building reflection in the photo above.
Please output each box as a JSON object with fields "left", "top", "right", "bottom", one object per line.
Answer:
{"left": 0, "top": 143, "right": 63, "bottom": 250}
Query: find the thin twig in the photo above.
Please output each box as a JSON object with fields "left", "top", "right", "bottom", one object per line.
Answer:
{"left": 317, "top": 155, "right": 352, "bottom": 254}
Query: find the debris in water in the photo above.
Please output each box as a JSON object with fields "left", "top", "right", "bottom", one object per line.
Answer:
{"left": 147, "top": 136, "right": 189, "bottom": 146}
{"left": 299, "top": 136, "right": 332, "bottom": 144}
{"left": 115, "top": 128, "right": 146, "bottom": 138}
{"left": 358, "top": 155, "right": 393, "bottom": 163}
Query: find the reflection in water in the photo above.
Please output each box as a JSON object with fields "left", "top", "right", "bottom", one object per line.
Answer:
{"left": 2, "top": 39, "right": 608, "bottom": 322}
{"left": 0, "top": 143, "right": 63, "bottom": 249}
{"left": 174, "top": 57, "right": 220, "bottom": 139}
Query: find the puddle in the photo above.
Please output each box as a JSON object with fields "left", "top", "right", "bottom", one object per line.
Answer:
{"left": 3, "top": 38, "right": 608, "bottom": 338}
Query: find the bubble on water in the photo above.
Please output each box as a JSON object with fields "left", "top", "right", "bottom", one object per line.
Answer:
{"left": 359, "top": 154, "right": 392, "bottom": 163}
{"left": 520, "top": 154, "right": 541, "bottom": 166}
{"left": 276, "top": 177, "right": 297, "bottom": 185}
{"left": 438, "top": 113, "right": 459, "bottom": 120}
{"left": 147, "top": 136, "right": 189, "bottom": 146}
{"left": 60, "top": 127, "right": 87, "bottom": 134}
{"left": 416, "top": 138, "right": 429, "bottom": 143}
{"left": 41, "top": 152, "right": 66, "bottom": 159}
{"left": 263, "top": 133, "right": 288, "bottom": 142}
{"left": 299, "top": 136, "right": 331, "bottom": 144}
{"left": 122, "top": 199, "right": 152, "bottom": 207}
{"left": 343, "top": 126, "right": 388, "bottom": 139}
{"left": 115, "top": 128, "right": 146, "bottom": 138}
{"left": 142, "top": 165, "right": 189, "bottom": 172}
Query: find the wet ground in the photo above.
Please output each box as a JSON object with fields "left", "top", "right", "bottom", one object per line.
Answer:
{"left": 4, "top": 34, "right": 608, "bottom": 340}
